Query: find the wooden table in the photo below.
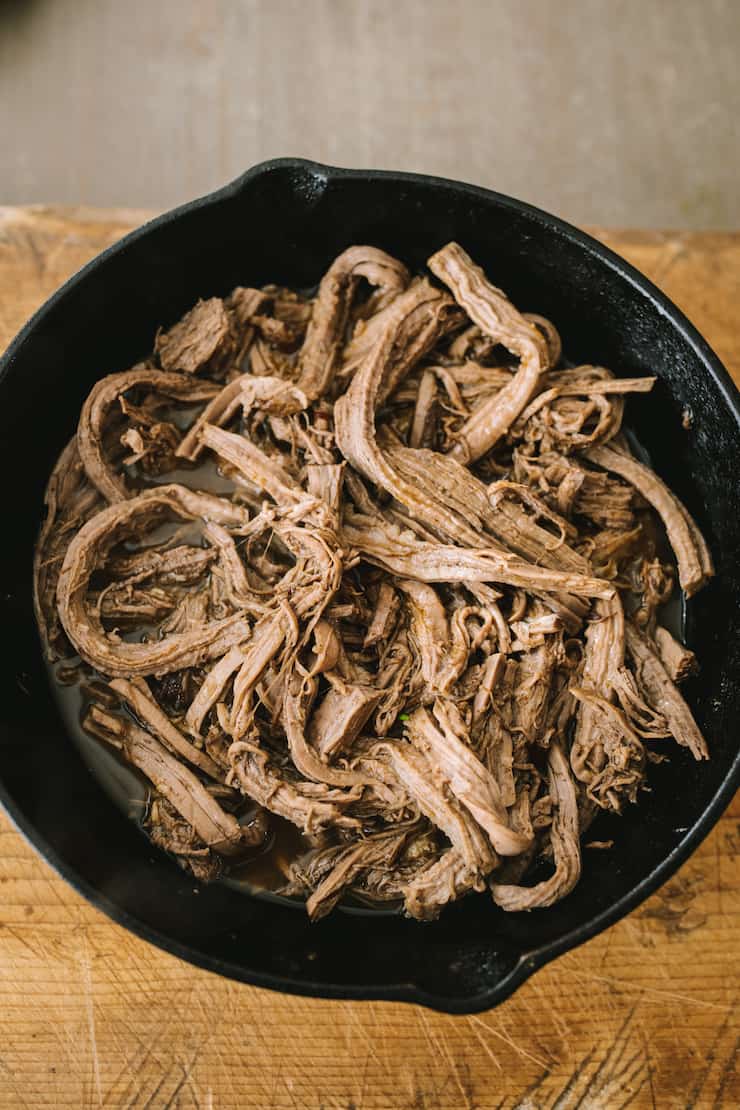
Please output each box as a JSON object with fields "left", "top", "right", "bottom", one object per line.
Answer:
{"left": 0, "top": 209, "right": 737, "bottom": 1109}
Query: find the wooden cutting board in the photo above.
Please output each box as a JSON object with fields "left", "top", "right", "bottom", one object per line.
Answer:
{"left": 0, "top": 208, "right": 737, "bottom": 1110}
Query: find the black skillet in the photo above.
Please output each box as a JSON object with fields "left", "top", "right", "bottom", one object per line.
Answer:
{"left": 0, "top": 160, "right": 737, "bottom": 1013}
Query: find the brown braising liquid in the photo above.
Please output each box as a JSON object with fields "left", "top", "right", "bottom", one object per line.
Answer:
{"left": 48, "top": 655, "right": 315, "bottom": 903}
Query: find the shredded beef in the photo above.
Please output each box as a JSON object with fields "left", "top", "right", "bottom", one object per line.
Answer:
{"left": 37, "top": 241, "right": 713, "bottom": 920}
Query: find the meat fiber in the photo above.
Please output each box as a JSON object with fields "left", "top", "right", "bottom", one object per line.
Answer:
{"left": 296, "top": 246, "right": 409, "bottom": 401}
{"left": 78, "top": 368, "right": 219, "bottom": 501}
{"left": 428, "top": 243, "right": 548, "bottom": 463}
{"left": 491, "top": 742, "right": 581, "bottom": 910}
{"left": 585, "top": 443, "right": 713, "bottom": 596}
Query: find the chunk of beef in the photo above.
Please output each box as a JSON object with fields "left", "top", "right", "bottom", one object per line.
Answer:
{"left": 156, "top": 298, "right": 235, "bottom": 376}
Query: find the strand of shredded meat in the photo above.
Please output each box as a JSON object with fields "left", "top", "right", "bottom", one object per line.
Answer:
{"left": 36, "top": 241, "right": 713, "bottom": 921}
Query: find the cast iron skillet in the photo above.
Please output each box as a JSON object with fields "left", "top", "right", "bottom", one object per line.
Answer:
{"left": 0, "top": 160, "right": 738, "bottom": 1014}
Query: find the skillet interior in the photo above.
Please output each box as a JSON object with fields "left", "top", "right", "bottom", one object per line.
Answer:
{"left": 0, "top": 159, "right": 737, "bottom": 1012}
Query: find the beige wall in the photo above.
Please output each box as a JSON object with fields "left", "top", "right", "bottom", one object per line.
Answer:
{"left": 1, "top": 0, "right": 738, "bottom": 227}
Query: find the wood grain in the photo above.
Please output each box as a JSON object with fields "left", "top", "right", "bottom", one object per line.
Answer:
{"left": 0, "top": 208, "right": 738, "bottom": 1109}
